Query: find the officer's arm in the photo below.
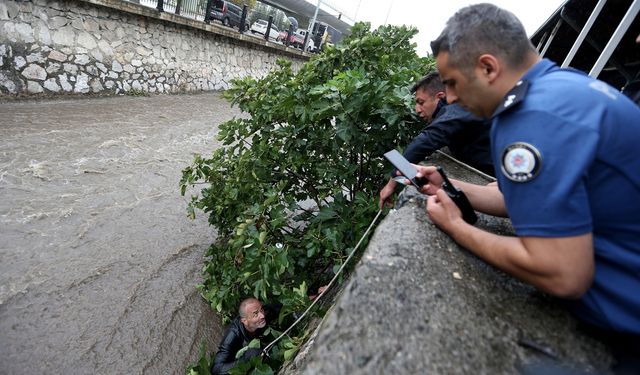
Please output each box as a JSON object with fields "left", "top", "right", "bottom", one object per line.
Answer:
{"left": 450, "top": 179, "right": 508, "bottom": 217}
{"left": 417, "top": 165, "right": 508, "bottom": 217}
{"left": 428, "top": 191, "right": 594, "bottom": 298}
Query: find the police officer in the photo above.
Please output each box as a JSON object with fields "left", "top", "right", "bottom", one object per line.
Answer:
{"left": 418, "top": 4, "right": 640, "bottom": 373}
{"left": 378, "top": 72, "right": 493, "bottom": 209}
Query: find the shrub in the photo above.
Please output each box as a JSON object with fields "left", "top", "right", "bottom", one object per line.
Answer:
{"left": 181, "top": 22, "right": 433, "bottom": 371}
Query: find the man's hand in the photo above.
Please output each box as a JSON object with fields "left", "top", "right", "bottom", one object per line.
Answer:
{"left": 426, "top": 189, "right": 465, "bottom": 231}
{"left": 414, "top": 165, "right": 444, "bottom": 195}
{"left": 379, "top": 178, "right": 398, "bottom": 209}
{"left": 426, "top": 189, "right": 594, "bottom": 299}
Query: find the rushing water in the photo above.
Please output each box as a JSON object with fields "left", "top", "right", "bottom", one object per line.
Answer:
{"left": 0, "top": 93, "right": 236, "bottom": 374}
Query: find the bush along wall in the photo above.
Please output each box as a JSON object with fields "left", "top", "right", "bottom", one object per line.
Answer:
{"left": 181, "top": 22, "right": 433, "bottom": 373}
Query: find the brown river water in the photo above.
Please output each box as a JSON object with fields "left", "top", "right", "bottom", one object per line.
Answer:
{"left": 0, "top": 92, "right": 235, "bottom": 374}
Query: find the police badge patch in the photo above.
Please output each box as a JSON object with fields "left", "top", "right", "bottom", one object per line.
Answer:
{"left": 501, "top": 142, "right": 542, "bottom": 182}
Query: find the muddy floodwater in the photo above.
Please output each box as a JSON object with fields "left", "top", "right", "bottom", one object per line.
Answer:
{"left": 0, "top": 93, "right": 236, "bottom": 374}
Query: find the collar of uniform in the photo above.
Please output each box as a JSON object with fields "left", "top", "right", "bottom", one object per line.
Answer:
{"left": 491, "top": 59, "right": 556, "bottom": 118}
{"left": 432, "top": 97, "right": 447, "bottom": 120}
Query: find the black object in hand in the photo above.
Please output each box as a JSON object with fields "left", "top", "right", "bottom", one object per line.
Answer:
{"left": 383, "top": 150, "right": 428, "bottom": 189}
{"left": 437, "top": 166, "right": 478, "bottom": 224}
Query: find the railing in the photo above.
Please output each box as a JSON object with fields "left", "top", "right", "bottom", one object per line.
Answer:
{"left": 137, "top": 0, "right": 220, "bottom": 23}
{"left": 127, "top": 0, "right": 317, "bottom": 52}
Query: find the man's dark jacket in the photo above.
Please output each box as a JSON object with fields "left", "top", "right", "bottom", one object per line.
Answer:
{"left": 403, "top": 99, "right": 494, "bottom": 176}
{"left": 211, "top": 303, "right": 281, "bottom": 375}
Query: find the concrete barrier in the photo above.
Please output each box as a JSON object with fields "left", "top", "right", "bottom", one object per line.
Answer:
{"left": 295, "top": 152, "right": 613, "bottom": 375}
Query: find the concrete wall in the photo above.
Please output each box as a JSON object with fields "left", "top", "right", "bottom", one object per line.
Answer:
{"left": 0, "top": 0, "right": 307, "bottom": 97}
{"left": 290, "top": 152, "right": 613, "bottom": 375}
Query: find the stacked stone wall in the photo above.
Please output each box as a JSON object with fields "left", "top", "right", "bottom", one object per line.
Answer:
{"left": 0, "top": 0, "right": 306, "bottom": 97}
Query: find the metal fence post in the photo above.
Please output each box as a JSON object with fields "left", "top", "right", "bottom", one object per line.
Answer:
{"left": 204, "top": 0, "right": 214, "bottom": 24}
{"left": 286, "top": 24, "right": 293, "bottom": 47}
{"left": 265, "top": 16, "right": 274, "bottom": 41}
{"left": 156, "top": 0, "right": 164, "bottom": 12}
{"left": 239, "top": 4, "right": 248, "bottom": 33}
{"left": 175, "top": 0, "right": 182, "bottom": 15}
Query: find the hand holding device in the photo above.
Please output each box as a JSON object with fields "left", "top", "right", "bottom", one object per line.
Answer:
{"left": 383, "top": 150, "right": 477, "bottom": 224}
{"left": 436, "top": 166, "right": 478, "bottom": 224}
{"left": 383, "top": 150, "right": 428, "bottom": 189}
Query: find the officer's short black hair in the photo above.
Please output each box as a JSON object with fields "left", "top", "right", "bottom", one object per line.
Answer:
{"left": 431, "top": 3, "right": 535, "bottom": 73}
{"left": 411, "top": 72, "right": 444, "bottom": 95}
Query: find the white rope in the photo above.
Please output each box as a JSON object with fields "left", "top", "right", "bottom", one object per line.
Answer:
{"left": 261, "top": 153, "right": 488, "bottom": 355}
{"left": 262, "top": 209, "right": 384, "bottom": 355}
{"left": 434, "top": 150, "right": 496, "bottom": 182}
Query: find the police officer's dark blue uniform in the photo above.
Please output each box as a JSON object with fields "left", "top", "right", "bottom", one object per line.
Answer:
{"left": 491, "top": 58, "right": 640, "bottom": 336}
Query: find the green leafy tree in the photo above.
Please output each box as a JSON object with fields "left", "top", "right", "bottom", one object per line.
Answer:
{"left": 181, "top": 22, "right": 433, "bottom": 371}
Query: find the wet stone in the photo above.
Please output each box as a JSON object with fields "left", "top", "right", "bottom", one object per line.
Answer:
{"left": 48, "top": 50, "right": 67, "bottom": 62}
{"left": 26, "top": 80, "right": 43, "bottom": 93}
{"left": 43, "top": 78, "right": 60, "bottom": 92}
{"left": 14, "top": 55, "right": 26, "bottom": 69}
{"left": 21, "top": 63, "right": 47, "bottom": 80}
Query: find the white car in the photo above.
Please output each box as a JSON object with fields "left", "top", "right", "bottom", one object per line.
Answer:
{"left": 293, "top": 29, "right": 317, "bottom": 52}
{"left": 250, "top": 19, "right": 279, "bottom": 41}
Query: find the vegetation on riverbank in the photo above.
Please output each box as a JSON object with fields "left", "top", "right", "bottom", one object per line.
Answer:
{"left": 181, "top": 22, "right": 433, "bottom": 373}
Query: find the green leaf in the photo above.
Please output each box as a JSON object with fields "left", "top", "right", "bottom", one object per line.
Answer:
{"left": 180, "top": 22, "right": 431, "bottom": 372}
{"left": 284, "top": 347, "right": 298, "bottom": 361}
{"left": 251, "top": 363, "right": 274, "bottom": 375}
{"left": 235, "top": 339, "right": 261, "bottom": 359}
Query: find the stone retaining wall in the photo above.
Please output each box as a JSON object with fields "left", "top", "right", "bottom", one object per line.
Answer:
{"left": 0, "top": 0, "right": 306, "bottom": 97}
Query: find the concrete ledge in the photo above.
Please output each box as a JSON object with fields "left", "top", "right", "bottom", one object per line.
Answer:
{"left": 299, "top": 153, "right": 612, "bottom": 374}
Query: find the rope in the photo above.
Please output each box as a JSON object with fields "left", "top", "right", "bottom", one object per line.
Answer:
{"left": 434, "top": 150, "right": 496, "bottom": 182}
{"left": 262, "top": 209, "right": 384, "bottom": 355}
{"left": 261, "top": 154, "right": 488, "bottom": 355}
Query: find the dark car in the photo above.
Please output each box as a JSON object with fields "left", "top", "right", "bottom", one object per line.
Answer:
{"left": 210, "top": 0, "right": 247, "bottom": 30}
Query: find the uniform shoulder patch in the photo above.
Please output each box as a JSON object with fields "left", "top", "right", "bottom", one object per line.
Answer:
{"left": 501, "top": 142, "right": 542, "bottom": 182}
{"left": 492, "top": 80, "right": 529, "bottom": 117}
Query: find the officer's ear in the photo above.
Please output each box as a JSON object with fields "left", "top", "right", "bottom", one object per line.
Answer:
{"left": 434, "top": 91, "right": 446, "bottom": 100}
{"left": 476, "top": 54, "right": 500, "bottom": 83}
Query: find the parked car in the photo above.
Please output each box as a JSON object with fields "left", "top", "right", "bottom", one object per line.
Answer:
{"left": 277, "top": 29, "right": 316, "bottom": 51}
{"left": 276, "top": 30, "right": 294, "bottom": 44}
{"left": 210, "top": 0, "right": 248, "bottom": 30}
{"left": 296, "top": 29, "right": 316, "bottom": 52}
{"left": 250, "top": 19, "right": 279, "bottom": 41}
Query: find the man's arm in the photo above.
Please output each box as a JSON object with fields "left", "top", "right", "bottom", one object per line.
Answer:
{"left": 403, "top": 118, "right": 459, "bottom": 164}
{"left": 211, "top": 328, "right": 242, "bottom": 375}
{"left": 380, "top": 121, "right": 459, "bottom": 209}
{"left": 379, "top": 178, "right": 400, "bottom": 209}
{"left": 415, "top": 165, "right": 508, "bottom": 217}
{"left": 427, "top": 189, "right": 594, "bottom": 298}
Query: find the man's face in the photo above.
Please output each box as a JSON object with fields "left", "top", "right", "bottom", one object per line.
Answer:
{"left": 241, "top": 300, "right": 266, "bottom": 333}
{"left": 436, "top": 52, "right": 494, "bottom": 118}
{"left": 414, "top": 88, "right": 441, "bottom": 122}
